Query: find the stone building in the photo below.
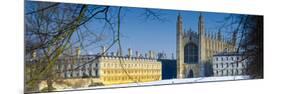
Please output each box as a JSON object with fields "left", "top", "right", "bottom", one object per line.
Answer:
{"left": 176, "top": 13, "right": 237, "bottom": 78}
{"left": 54, "top": 47, "right": 162, "bottom": 85}
{"left": 26, "top": 47, "right": 162, "bottom": 91}
{"left": 98, "top": 48, "right": 162, "bottom": 85}
{"left": 212, "top": 52, "right": 249, "bottom": 76}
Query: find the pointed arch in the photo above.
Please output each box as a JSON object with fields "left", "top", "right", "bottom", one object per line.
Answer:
{"left": 184, "top": 43, "right": 199, "bottom": 64}
{"left": 187, "top": 69, "right": 194, "bottom": 78}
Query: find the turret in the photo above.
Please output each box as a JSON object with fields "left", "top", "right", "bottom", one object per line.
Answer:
{"left": 128, "top": 48, "right": 132, "bottom": 58}
{"left": 217, "top": 29, "right": 222, "bottom": 41}
{"left": 198, "top": 13, "right": 206, "bottom": 77}
{"left": 231, "top": 30, "right": 237, "bottom": 46}
{"left": 176, "top": 12, "right": 184, "bottom": 79}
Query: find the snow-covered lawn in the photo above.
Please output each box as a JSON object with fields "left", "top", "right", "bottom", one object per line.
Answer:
{"left": 59, "top": 76, "right": 250, "bottom": 91}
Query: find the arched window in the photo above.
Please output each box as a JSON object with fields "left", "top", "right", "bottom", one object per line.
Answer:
{"left": 184, "top": 43, "right": 198, "bottom": 64}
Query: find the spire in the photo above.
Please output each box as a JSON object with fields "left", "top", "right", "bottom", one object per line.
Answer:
{"left": 217, "top": 29, "right": 222, "bottom": 41}
{"left": 198, "top": 12, "right": 206, "bottom": 77}
{"left": 177, "top": 12, "right": 183, "bottom": 39}
{"left": 176, "top": 11, "right": 184, "bottom": 79}
{"left": 177, "top": 12, "right": 183, "bottom": 35}
{"left": 199, "top": 12, "right": 205, "bottom": 35}
{"left": 212, "top": 32, "right": 213, "bottom": 40}
{"left": 232, "top": 30, "right": 237, "bottom": 46}
{"left": 177, "top": 12, "right": 182, "bottom": 23}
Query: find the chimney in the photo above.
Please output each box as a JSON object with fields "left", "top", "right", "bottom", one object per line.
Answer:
{"left": 152, "top": 51, "right": 156, "bottom": 59}
{"left": 149, "top": 50, "right": 152, "bottom": 59}
{"left": 101, "top": 46, "right": 106, "bottom": 54}
{"left": 145, "top": 53, "right": 148, "bottom": 58}
{"left": 128, "top": 48, "right": 132, "bottom": 58}
{"left": 76, "top": 47, "right": 80, "bottom": 57}
{"left": 135, "top": 51, "right": 139, "bottom": 58}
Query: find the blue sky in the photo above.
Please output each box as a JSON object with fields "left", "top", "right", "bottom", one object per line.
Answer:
{"left": 75, "top": 6, "right": 243, "bottom": 58}
{"left": 97, "top": 7, "right": 235, "bottom": 58}
{"left": 25, "top": 1, "right": 240, "bottom": 58}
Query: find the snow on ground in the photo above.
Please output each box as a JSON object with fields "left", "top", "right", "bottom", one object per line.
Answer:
{"left": 58, "top": 76, "right": 250, "bottom": 91}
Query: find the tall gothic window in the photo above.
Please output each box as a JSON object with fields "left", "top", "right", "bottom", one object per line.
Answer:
{"left": 184, "top": 43, "right": 198, "bottom": 64}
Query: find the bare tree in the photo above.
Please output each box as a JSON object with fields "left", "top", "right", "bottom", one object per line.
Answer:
{"left": 218, "top": 14, "right": 263, "bottom": 79}
{"left": 25, "top": 1, "right": 167, "bottom": 92}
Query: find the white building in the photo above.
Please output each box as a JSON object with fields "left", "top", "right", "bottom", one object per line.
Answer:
{"left": 55, "top": 55, "right": 100, "bottom": 78}
{"left": 212, "top": 52, "right": 249, "bottom": 76}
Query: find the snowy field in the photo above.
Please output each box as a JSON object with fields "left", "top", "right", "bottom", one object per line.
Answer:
{"left": 57, "top": 76, "right": 250, "bottom": 92}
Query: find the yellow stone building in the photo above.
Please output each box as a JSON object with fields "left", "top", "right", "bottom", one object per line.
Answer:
{"left": 99, "top": 55, "right": 162, "bottom": 85}
{"left": 27, "top": 48, "right": 162, "bottom": 91}
{"left": 52, "top": 48, "right": 162, "bottom": 86}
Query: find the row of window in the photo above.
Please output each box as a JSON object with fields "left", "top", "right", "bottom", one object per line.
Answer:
{"left": 102, "top": 63, "right": 160, "bottom": 69}
{"left": 213, "top": 62, "right": 248, "bottom": 68}
{"left": 102, "top": 76, "right": 161, "bottom": 82}
{"left": 57, "top": 57, "right": 96, "bottom": 63}
{"left": 56, "top": 63, "right": 99, "bottom": 71}
{"left": 63, "top": 69, "right": 99, "bottom": 78}
{"left": 214, "top": 69, "right": 247, "bottom": 76}
{"left": 215, "top": 56, "right": 241, "bottom": 61}
{"left": 103, "top": 69, "right": 161, "bottom": 75}
{"left": 102, "top": 57, "right": 158, "bottom": 61}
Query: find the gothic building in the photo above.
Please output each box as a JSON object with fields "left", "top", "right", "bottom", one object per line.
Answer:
{"left": 176, "top": 13, "right": 237, "bottom": 79}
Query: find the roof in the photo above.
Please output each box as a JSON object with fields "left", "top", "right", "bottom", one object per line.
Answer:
{"left": 213, "top": 52, "right": 243, "bottom": 56}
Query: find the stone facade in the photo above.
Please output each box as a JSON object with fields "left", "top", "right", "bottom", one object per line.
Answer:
{"left": 212, "top": 52, "right": 249, "bottom": 76}
{"left": 99, "top": 55, "right": 162, "bottom": 85}
{"left": 35, "top": 49, "right": 161, "bottom": 90}
{"left": 57, "top": 51, "right": 161, "bottom": 84}
{"left": 55, "top": 55, "right": 100, "bottom": 79}
{"left": 176, "top": 13, "right": 237, "bottom": 78}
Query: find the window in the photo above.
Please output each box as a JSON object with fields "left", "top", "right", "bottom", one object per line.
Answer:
{"left": 216, "top": 71, "right": 218, "bottom": 75}
{"left": 184, "top": 43, "right": 198, "bottom": 64}
{"left": 226, "top": 70, "right": 228, "bottom": 75}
